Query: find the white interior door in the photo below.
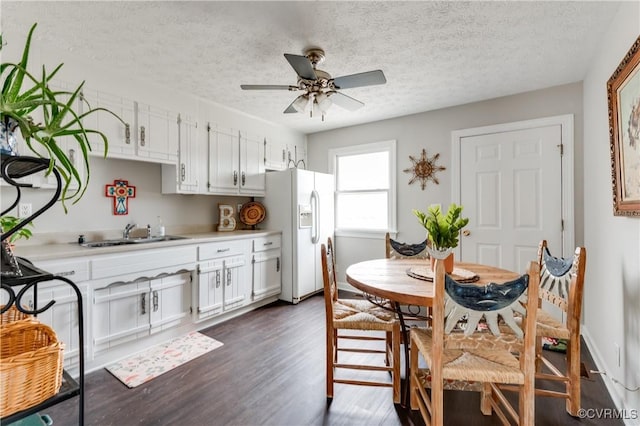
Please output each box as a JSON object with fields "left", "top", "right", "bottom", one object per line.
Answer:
{"left": 456, "top": 117, "right": 572, "bottom": 274}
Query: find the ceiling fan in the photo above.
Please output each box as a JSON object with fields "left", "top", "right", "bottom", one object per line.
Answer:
{"left": 240, "top": 48, "right": 386, "bottom": 120}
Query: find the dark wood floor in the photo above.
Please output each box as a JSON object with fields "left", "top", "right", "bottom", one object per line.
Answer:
{"left": 42, "top": 293, "right": 620, "bottom": 426}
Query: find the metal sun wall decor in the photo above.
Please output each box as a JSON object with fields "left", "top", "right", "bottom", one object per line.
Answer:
{"left": 404, "top": 148, "right": 445, "bottom": 190}
{"left": 105, "top": 179, "right": 136, "bottom": 215}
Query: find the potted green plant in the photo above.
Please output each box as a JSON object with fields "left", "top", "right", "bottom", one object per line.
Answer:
{"left": 413, "top": 203, "right": 469, "bottom": 272}
{"left": 0, "top": 215, "right": 33, "bottom": 245}
{"left": 1, "top": 23, "right": 122, "bottom": 209}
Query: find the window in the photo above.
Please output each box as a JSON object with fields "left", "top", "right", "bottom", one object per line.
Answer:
{"left": 329, "top": 140, "right": 396, "bottom": 237}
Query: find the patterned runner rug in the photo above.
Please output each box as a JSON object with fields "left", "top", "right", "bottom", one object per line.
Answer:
{"left": 106, "top": 331, "right": 223, "bottom": 388}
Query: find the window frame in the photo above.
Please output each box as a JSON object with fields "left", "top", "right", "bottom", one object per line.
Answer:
{"left": 328, "top": 140, "right": 397, "bottom": 238}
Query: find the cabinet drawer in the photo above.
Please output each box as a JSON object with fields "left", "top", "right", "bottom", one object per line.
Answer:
{"left": 34, "top": 258, "right": 90, "bottom": 282}
{"left": 252, "top": 235, "right": 281, "bottom": 252}
{"left": 198, "top": 240, "right": 247, "bottom": 260}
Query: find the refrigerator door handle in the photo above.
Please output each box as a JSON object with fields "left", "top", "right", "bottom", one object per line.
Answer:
{"left": 311, "top": 189, "right": 320, "bottom": 244}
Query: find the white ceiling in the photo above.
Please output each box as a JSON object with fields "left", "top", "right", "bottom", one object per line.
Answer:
{"left": 2, "top": 1, "right": 621, "bottom": 135}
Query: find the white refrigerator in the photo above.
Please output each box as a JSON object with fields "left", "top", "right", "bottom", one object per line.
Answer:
{"left": 261, "top": 168, "right": 334, "bottom": 304}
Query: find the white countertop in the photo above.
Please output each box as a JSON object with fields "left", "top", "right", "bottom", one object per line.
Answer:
{"left": 13, "top": 230, "right": 281, "bottom": 261}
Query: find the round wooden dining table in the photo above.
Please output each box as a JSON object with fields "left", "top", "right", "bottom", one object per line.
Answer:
{"left": 345, "top": 258, "right": 521, "bottom": 307}
{"left": 345, "top": 258, "right": 521, "bottom": 406}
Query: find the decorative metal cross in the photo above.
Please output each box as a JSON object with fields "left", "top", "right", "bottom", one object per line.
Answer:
{"left": 105, "top": 179, "right": 136, "bottom": 215}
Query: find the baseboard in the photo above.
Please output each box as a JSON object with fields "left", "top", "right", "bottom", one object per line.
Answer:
{"left": 581, "top": 326, "right": 638, "bottom": 426}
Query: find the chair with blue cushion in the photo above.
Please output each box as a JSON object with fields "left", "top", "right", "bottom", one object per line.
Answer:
{"left": 410, "top": 259, "right": 541, "bottom": 425}
{"left": 534, "top": 240, "right": 587, "bottom": 416}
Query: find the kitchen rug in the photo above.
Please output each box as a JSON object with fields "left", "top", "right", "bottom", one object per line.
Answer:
{"left": 105, "top": 331, "right": 223, "bottom": 388}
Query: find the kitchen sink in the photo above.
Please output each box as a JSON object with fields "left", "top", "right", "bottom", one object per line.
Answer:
{"left": 81, "top": 235, "right": 189, "bottom": 248}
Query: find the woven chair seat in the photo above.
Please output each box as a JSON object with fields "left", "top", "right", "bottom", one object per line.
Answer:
{"left": 414, "top": 367, "right": 484, "bottom": 392}
{"left": 412, "top": 326, "right": 524, "bottom": 384}
{"left": 535, "top": 308, "right": 569, "bottom": 339}
{"left": 334, "top": 299, "right": 397, "bottom": 330}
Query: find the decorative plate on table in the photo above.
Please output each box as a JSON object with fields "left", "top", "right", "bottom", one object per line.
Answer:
{"left": 239, "top": 201, "right": 266, "bottom": 227}
{"left": 407, "top": 266, "right": 479, "bottom": 283}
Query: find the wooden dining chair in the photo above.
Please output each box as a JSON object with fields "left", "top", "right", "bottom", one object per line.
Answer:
{"left": 534, "top": 240, "right": 587, "bottom": 416}
{"left": 321, "top": 238, "right": 401, "bottom": 404}
{"left": 410, "top": 259, "right": 540, "bottom": 426}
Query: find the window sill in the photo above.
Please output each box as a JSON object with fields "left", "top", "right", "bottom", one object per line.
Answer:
{"left": 334, "top": 229, "right": 397, "bottom": 239}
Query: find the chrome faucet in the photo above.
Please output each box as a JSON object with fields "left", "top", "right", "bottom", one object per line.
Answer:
{"left": 123, "top": 223, "right": 137, "bottom": 239}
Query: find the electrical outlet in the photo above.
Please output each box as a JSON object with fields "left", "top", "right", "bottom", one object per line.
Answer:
{"left": 18, "top": 203, "right": 32, "bottom": 218}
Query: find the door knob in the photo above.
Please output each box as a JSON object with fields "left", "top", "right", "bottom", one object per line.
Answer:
{"left": 462, "top": 230, "right": 471, "bottom": 236}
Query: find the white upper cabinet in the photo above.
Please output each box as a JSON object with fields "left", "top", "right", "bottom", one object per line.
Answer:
{"left": 80, "top": 88, "right": 178, "bottom": 164}
{"left": 207, "top": 124, "right": 265, "bottom": 196}
{"left": 161, "top": 113, "right": 199, "bottom": 194}
{"left": 136, "top": 102, "right": 179, "bottom": 163}
{"left": 239, "top": 130, "right": 266, "bottom": 194}
{"left": 81, "top": 89, "right": 136, "bottom": 158}
{"left": 264, "top": 137, "right": 288, "bottom": 171}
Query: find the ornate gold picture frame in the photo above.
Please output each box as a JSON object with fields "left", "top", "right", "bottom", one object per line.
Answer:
{"left": 608, "top": 35, "right": 640, "bottom": 216}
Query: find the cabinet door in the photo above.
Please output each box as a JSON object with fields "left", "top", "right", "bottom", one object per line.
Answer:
{"left": 208, "top": 126, "right": 239, "bottom": 194}
{"left": 239, "top": 131, "right": 265, "bottom": 195}
{"left": 92, "top": 280, "right": 150, "bottom": 355}
{"left": 252, "top": 251, "right": 282, "bottom": 301}
{"left": 149, "top": 272, "right": 191, "bottom": 333}
{"left": 264, "top": 137, "right": 287, "bottom": 171}
{"left": 7, "top": 282, "right": 84, "bottom": 372}
{"left": 223, "top": 255, "right": 246, "bottom": 311}
{"left": 196, "top": 260, "right": 224, "bottom": 321}
{"left": 81, "top": 88, "right": 136, "bottom": 158}
{"left": 178, "top": 114, "right": 199, "bottom": 192}
{"left": 136, "top": 102, "right": 179, "bottom": 164}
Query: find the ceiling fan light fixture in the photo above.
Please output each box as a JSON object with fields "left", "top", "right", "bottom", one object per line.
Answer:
{"left": 315, "top": 92, "right": 332, "bottom": 113}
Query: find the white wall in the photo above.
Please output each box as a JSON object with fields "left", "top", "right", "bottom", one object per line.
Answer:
{"left": 308, "top": 82, "right": 584, "bottom": 287}
{"left": 582, "top": 2, "right": 640, "bottom": 419}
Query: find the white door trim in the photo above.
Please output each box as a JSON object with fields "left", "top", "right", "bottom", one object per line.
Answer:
{"left": 451, "top": 114, "right": 575, "bottom": 258}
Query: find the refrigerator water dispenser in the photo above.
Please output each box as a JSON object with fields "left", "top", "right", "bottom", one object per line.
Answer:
{"left": 298, "top": 204, "right": 312, "bottom": 228}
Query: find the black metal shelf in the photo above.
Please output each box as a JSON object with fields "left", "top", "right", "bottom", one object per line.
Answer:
{"left": 1, "top": 155, "right": 85, "bottom": 426}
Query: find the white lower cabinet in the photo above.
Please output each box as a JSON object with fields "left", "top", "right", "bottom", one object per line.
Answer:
{"left": 92, "top": 271, "right": 191, "bottom": 355}
{"left": 196, "top": 240, "right": 248, "bottom": 321}
{"left": 28, "top": 258, "right": 90, "bottom": 373}
{"left": 251, "top": 235, "right": 282, "bottom": 301}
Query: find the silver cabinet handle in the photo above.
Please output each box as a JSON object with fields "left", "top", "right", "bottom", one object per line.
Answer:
{"left": 153, "top": 290, "right": 159, "bottom": 312}
{"left": 282, "top": 149, "right": 285, "bottom": 162}
{"left": 140, "top": 126, "right": 146, "bottom": 146}
{"left": 263, "top": 242, "right": 273, "bottom": 246}
{"left": 181, "top": 164, "right": 186, "bottom": 181}
{"left": 241, "top": 171, "right": 246, "bottom": 186}
{"left": 58, "top": 270, "right": 76, "bottom": 277}
{"left": 125, "top": 123, "right": 131, "bottom": 144}
{"left": 233, "top": 171, "right": 238, "bottom": 185}
{"left": 226, "top": 269, "right": 232, "bottom": 286}
{"left": 217, "top": 248, "right": 230, "bottom": 253}
{"left": 215, "top": 270, "right": 221, "bottom": 288}
{"left": 141, "top": 293, "right": 146, "bottom": 315}
{"left": 276, "top": 257, "right": 280, "bottom": 272}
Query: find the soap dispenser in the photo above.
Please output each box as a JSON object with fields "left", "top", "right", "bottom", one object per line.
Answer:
{"left": 156, "top": 216, "right": 165, "bottom": 237}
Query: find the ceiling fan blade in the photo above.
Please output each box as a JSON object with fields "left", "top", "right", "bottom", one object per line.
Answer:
{"left": 332, "top": 70, "right": 386, "bottom": 90}
{"left": 284, "top": 102, "right": 297, "bottom": 114}
{"left": 284, "top": 54, "right": 317, "bottom": 81}
{"left": 240, "top": 85, "right": 296, "bottom": 90}
{"left": 330, "top": 92, "right": 364, "bottom": 111}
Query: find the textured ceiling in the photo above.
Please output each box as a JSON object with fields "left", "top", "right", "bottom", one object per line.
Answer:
{"left": 1, "top": 1, "right": 621, "bottom": 135}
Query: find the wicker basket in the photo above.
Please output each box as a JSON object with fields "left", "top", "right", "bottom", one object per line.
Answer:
{"left": 0, "top": 321, "right": 64, "bottom": 417}
{"left": 0, "top": 305, "right": 35, "bottom": 326}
